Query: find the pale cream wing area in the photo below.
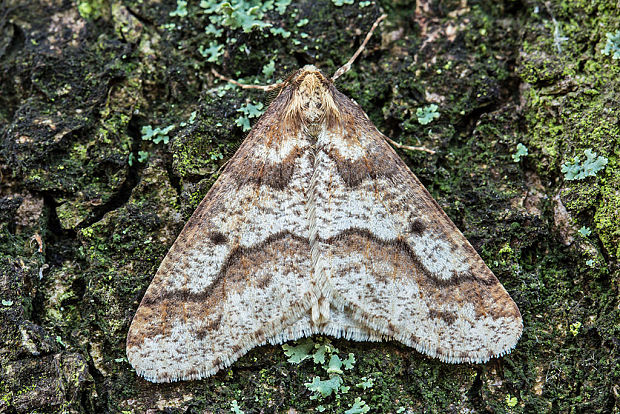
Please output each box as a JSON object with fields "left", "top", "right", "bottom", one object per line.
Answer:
{"left": 126, "top": 92, "right": 319, "bottom": 383}
{"left": 314, "top": 92, "right": 523, "bottom": 363}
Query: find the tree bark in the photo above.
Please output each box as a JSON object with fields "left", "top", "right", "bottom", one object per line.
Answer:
{"left": 1, "top": 0, "right": 618, "bottom": 412}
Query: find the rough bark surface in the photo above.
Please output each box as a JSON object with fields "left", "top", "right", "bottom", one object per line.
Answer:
{"left": 0, "top": 0, "right": 618, "bottom": 413}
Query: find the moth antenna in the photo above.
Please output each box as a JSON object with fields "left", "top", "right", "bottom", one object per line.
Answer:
{"left": 332, "top": 14, "right": 387, "bottom": 81}
{"left": 383, "top": 135, "right": 436, "bottom": 154}
{"left": 211, "top": 68, "right": 283, "bottom": 91}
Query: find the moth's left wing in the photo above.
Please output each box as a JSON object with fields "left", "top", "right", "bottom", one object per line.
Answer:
{"left": 126, "top": 89, "right": 320, "bottom": 382}
{"left": 314, "top": 89, "right": 522, "bottom": 363}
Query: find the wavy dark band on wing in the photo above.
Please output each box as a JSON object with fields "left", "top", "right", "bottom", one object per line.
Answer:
{"left": 323, "top": 228, "right": 499, "bottom": 287}
{"left": 140, "top": 231, "right": 310, "bottom": 307}
{"left": 141, "top": 226, "right": 505, "bottom": 312}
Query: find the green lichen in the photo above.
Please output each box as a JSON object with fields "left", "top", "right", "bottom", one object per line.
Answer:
{"left": 77, "top": 0, "right": 106, "bottom": 19}
{"left": 512, "top": 143, "right": 528, "bottom": 162}
{"left": 332, "top": 0, "right": 354, "bottom": 6}
{"left": 141, "top": 124, "right": 175, "bottom": 144}
{"left": 282, "top": 338, "right": 364, "bottom": 409}
{"left": 415, "top": 104, "right": 440, "bottom": 125}
{"left": 199, "top": 41, "right": 225, "bottom": 63}
{"left": 235, "top": 101, "right": 265, "bottom": 131}
{"left": 561, "top": 149, "right": 608, "bottom": 181}
{"left": 169, "top": 0, "right": 189, "bottom": 17}
{"left": 282, "top": 338, "right": 315, "bottom": 363}
{"left": 601, "top": 29, "right": 620, "bottom": 59}
{"left": 230, "top": 399, "right": 244, "bottom": 413}
{"left": 577, "top": 226, "right": 592, "bottom": 237}
{"left": 344, "top": 398, "right": 370, "bottom": 414}
{"left": 305, "top": 375, "right": 344, "bottom": 399}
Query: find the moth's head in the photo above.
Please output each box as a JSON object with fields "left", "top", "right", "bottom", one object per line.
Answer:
{"left": 292, "top": 65, "right": 328, "bottom": 87}
{"left": 284, "top": 65, "right": 340, "bottom": 129}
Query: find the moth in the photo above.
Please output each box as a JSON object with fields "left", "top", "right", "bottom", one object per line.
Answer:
{"left": 126, "top": 18, "right": 522, "bottom": 383}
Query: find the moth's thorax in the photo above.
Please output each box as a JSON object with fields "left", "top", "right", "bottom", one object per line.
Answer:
{"left": 297, "top": 74, "right": 326, "bottom": 125}
{"left": 285, "top": 66, "right": 340, "bottom": 135}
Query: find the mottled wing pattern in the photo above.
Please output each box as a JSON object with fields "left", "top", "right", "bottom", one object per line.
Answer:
{"left": 126, "top": 88, "right": 318, "bottom": 383}
{"left": 314, "top": 88, "right": 523, "bottom": 363}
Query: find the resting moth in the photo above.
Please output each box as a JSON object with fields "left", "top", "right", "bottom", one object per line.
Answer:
{"left": 126, "top": 27, "right": 522, "bottom": 386}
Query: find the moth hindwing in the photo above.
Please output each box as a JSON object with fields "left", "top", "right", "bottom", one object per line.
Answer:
{"left": 126, "top": 65, "right": 523, "bottom": 383}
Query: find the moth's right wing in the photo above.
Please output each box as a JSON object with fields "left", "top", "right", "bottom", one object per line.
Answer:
{"left": 314, "top": 90, "right": 522, "bottom": 364}
{"left": 126, "top": 90, "right": 318, "bottom": 383}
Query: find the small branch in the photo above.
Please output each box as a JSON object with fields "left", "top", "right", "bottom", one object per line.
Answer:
{"left": 384, "top": 136, "right": 436, "bottom": 154}
{"left": 211, "top": 68, "right": 283, "bottom": 91}
{"left": 332, "top": 14, "right": 388, "bottom": 81}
